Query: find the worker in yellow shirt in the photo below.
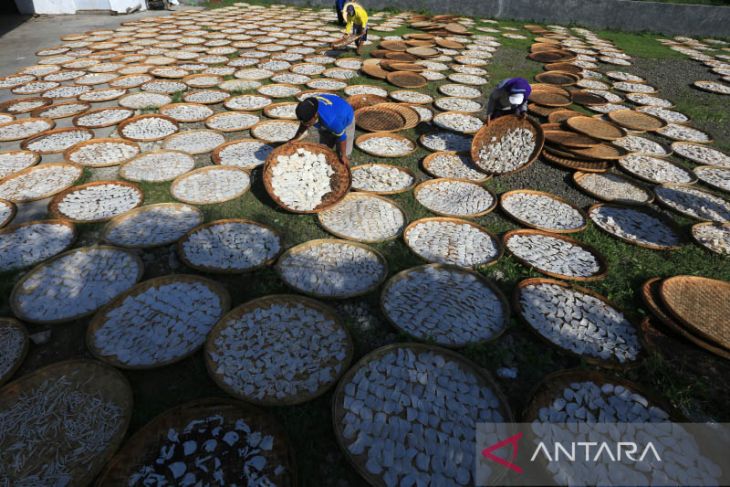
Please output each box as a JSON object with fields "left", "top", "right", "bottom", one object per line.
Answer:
{"left": 343, "top": 2, "right": 368, "bottom": 54}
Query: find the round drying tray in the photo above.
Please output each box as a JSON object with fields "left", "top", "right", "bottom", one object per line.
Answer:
{"left": 565, "top": 115, "right": 627, "bottom": 141}
{"left": 659, "top": 275, "right": 730, "bottom": 351}
{"left": 205, "top": 294, "right": 353, "bottom": 406}
{"left": 413, "top": 178, "right": 497, "bottom": 218}
{"left": 514, "top": 278, "right": 643, "bottom": 368}
{"left": 355, "top": 105, "right": 407, "bottom": 132}
{"left": 96, "top": 399, "right": 295, "bottom": 487}
{"left": 262, "top": 142, "right": 351, "bottom": 214}
{"left": 0, "top": 360, "right": 132, "bottom": 487}
{"left": 503, "top": 229, "right": 608, "bottom": 281}
{"left": 572, "top": 171, "right": 654, "bottom": 205}
{"left": 317, "top": 192, "right": 407, "bottom": 243}
{"left": 607, "top": 109, "right": 667, "bottom": 132}
{"left": 87, "top": 274, "right": 231, "bottom": 370}
{"left": 470, "top": 114, "right": 545, "bottom": 175}
{"left": 332, "top": 342, "right": 513, "bottom": 487}
{"left": 534, "top": 70, "right": 580, "bottom": 86}
{"left": 641, "top": 277, "right": 730, "bottom": 360}
{"left": 177, "top": 218, "right": 283, "bottom": 274}
{"left": 542, "top": 148, "right": 613, "bottom": 173}
{"left": 0, "top": 318, "right": 28, "bottom": 386}
{"left": 691, "top": 221, "right": 730, "bottom": 256}
{"left": 275, "top": 239, "right": 388, "bottom": 299}
{"left": 355, "top": 132, "right": 417, "bottom": 158}
{"left": 350, "top": 163, "right": 416, "bottom": 195}
{"left": 49, "top": 180, "right": 144, "bottom": 223}
{"left": 587, "top": 203, "right": 683, "bottom": 250}
{"left": 499, "top": 189, "right": 588, "bottom": 234}
{"left": 170, "top": 166, "right": 251, "bottom": 205}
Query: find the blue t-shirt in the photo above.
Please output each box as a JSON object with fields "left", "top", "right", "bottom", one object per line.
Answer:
{"left": 314, "top": 94, "right": 354, "bottom": 141}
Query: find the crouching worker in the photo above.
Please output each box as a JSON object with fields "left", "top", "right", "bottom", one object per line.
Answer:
{"left": 293, "top": 94, "right": 355, "bottom": 167}
{"left": 486, "top": 77, "right": 532, "bottom": 125}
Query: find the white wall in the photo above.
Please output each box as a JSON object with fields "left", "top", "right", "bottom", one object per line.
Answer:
{"left": 14, "top": 0, "right": 146, "bottom": 14}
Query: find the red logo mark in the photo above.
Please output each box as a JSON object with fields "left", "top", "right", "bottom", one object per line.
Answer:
{"left": 481, "top": 432, "right": 524, "bottom": 474}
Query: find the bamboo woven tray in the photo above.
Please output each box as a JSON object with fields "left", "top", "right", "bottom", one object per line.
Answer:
{"left": 522, "top": 368, "right": 680, "bottom": 423}
{"left": 350, "top": 163, "right": 417, "bottom": 195}
{"left": 528, "top": 103, "right": 558, "bottom": 117}
{"left": 355, "top": 132, "right": 417, "bottom": 158}
{"left": 544, "top": 129, "right": 600, "bottom": 148}
{"left": 514, "top": 278, "right": 643, "bottom": 369}
{"left": 471, "top": 115, "right": 545, "bottom": 175}
{"left": 355, "top": 105, "right": 407, "bottom": 132}
{"left": 528, "top": 50, "right": 576, "bottom": 63}
{"left": 20, "top": 127, "right": 93, "bottom": 154}
{"left": 565, "top": 143, "right": 628, "bottom": 161}
{"left": 347, "top": 93, "right": 389, "bottom": 110}
{"left": 543, "top": 147, "right": 613, "bottom": 172}
{"left": 500, "top": 189, "right": 588, "bottom": 233}
{"left": 403, "top": 217, "right": 503, "bottom": 268}
{"left": 72, "top": 106, "right": 134, "bottom": 128}
{"left": 691, "top": 221, "right": 730, "bottom": 255}
{"left": 205, "top": 294, "right": 353, "bottom": 406}
{"left": 263, "top": 142, "right": 351, "bottom": 213}
{"left": 0, "top": 360, "right": 133, "bottom": 487}
{"left": 529, "top": 91, "right": 572, "bottom": 107}
{"left": 641, "top": 277, "right": 730, "bottom": 359}
{"left": 332, "top": 342, "right": 513, "bottom": 487}
{"left": 97, "top": 399, "right": 295, "bottom": 487}
{"left": 607, "top": 109, "right": 667, "bottom": 132}
{"left": 545, "top": 62, "right": 582, "bottom": 74}
{"left": 101, "top": 203, "right": 203, "bottom": 249}
{"left": 659, "top": 276, "right": 730, "bottom": 351}
{"left": 0, "top": 318, "right": 28, "bottom": 386}
{"left": 49, "top": 180, "right": 144, "bottom": 223}
{"left": 566, "top": 115, "right": 627, "bottom": 141}
{"left": 275, "top": 239, "right": 389, "bottom": 299}
{"left": 117, "top": 114, "right": 179, "bottom": 142}
{"left": 377, "top": 103, "right": 420, "bottom": 129}
{"left": 588, "top": 203, "right": 684, "bottom": 250}
{"left": 177, "top": 218, "right": 283, "bottom": 274}
{"left": 573, "top": 171, "right": 654, "bottom": 205}
{"left": 63, "top": 138, "right": 140, "bottom": 168}
{"left": 33, "top": 101, "right": 91, "bottom": 120}
{"left": 422, "top": 151, "right": 490, "bottom": 182}
{"left": 87, "top": 274, "right": 231, "bottom": 370}
{"left": 504, "top": 229, "right": 608, "bottom": 281}
{"left": 413, "top": 178, "right": 497, "bottom": 218}
{"left": 535, "top": 70, "right": 580, "bottom": 86}
{"left": 0, "top": 198, "right": 17, "bottom": 229}
{"left": 386, "top": 71, "right": 427, "bottom": 89}
{"left": 569, "top": 90, "right": 608, "bottom": 106}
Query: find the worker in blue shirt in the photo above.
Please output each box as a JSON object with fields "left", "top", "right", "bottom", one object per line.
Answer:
{"left": 293, "top": 94, "right": 355, "bottom": 167}
{"left": 334, "top": 0, "right": 346, "bottom": 25}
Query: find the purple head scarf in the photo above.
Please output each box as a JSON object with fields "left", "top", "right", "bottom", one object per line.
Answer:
{"left": 503, "top": 77, "right": 532, "bottom": 98}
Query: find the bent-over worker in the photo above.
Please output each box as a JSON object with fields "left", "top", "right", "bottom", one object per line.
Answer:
{"left": 343, "top": 2, "right": 368, "bottom": 54}
{"left": 293, "top": 94, "right": 355, "bottom": 167}
{"left": 486, "top": 77, "right": 532, "bottom": 124}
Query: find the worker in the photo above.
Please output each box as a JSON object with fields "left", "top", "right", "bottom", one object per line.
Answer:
{"left": 486, "top": 77, "right": 532, "bottom": 124}
{"left": 334, "top": 0, "right": 346, "bottom": 25}
{"left": 343, "top": 2, "right": 368, "bottom": 54}
{"left": 293, "top": 94, "right": 355, "bottom": 167}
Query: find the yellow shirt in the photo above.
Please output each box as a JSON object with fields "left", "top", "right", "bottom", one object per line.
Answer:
{"left": 344, "top": 3, "right": 368, "bottom": 34}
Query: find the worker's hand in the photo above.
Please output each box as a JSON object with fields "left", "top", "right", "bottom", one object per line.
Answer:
{"left": 519, "top": 112, "right": 527, "bottom": 120}
{"left": 485, "top": 116, "right": 491, "bottom": 126}
{"left": 340, "top": 154, "right": 350, "bottom": 167}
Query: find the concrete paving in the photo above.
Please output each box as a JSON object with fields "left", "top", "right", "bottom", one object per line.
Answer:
{"left": 0, "top": 7, "right": 201, "bottom": 81}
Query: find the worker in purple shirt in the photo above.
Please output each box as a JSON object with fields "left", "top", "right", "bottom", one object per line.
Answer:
{"left": 334, "top": 0, "right": 346, "bottom": 25}
{"left": 486, "top": 77, "right": 532, "bottom": 125}
{"left": 293, "top": 94, "right": 355, "bottom": 167}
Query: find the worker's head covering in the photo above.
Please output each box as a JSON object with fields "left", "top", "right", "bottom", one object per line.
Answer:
{"left": 296, "top": 98, "right": 319, "bottom": 122}
{"left": 505, "top": 77, "right": 531, "bottom": 105}
{"left": 346, "top": 4, "right": 355, "bottom": 16}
